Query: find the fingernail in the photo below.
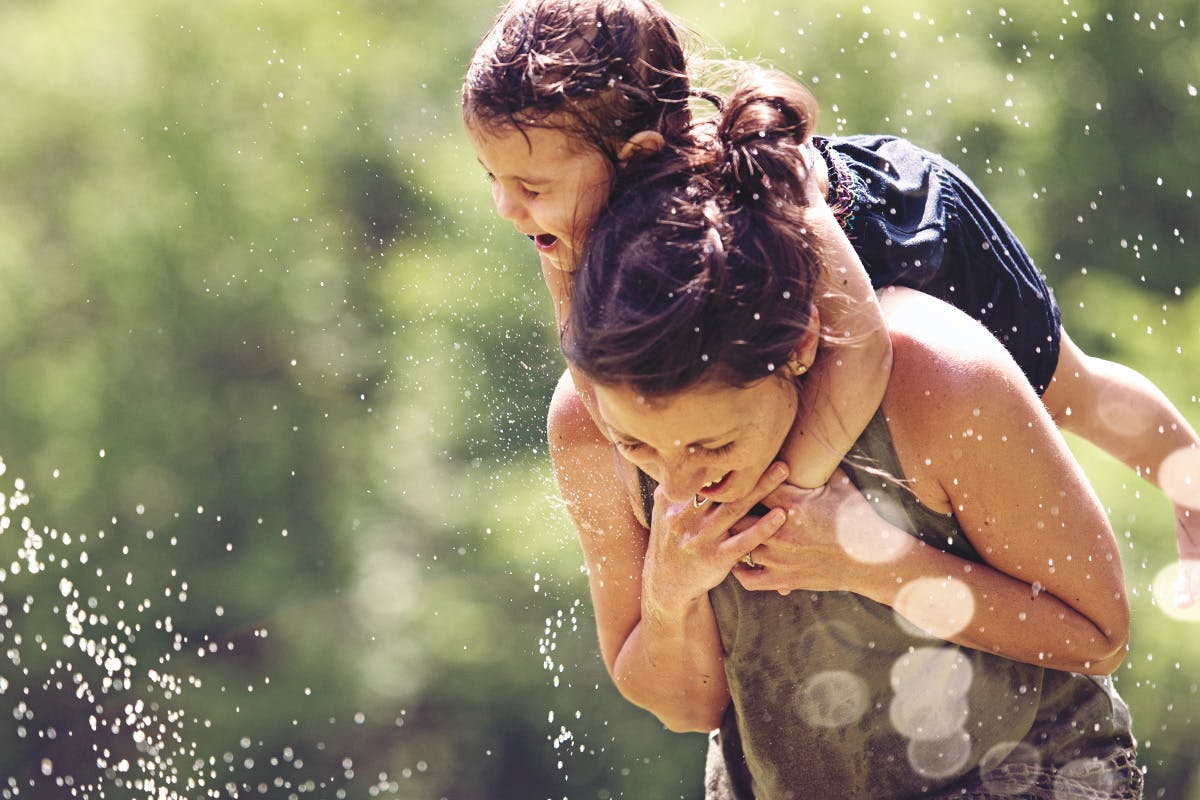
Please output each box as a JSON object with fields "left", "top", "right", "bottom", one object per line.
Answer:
{"left": 770, "top": 462, "right": 788, "bottom": 480}
{"left": 768, "top": 508, "right": 786, "bottom": 525}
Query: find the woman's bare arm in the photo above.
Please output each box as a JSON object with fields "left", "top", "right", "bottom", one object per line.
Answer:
{"left": 742, "top": 289, "right": 1129, "bottom": 674}
{"left": 877, "top": 289, "right": 1129, "bottom": 671}
{"left": 547, "top": 370, "right": 729, "bottom": 732}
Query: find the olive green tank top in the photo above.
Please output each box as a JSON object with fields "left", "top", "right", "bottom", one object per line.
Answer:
{"left": 639, "top": 410, "right": 1134, "bottom": 799}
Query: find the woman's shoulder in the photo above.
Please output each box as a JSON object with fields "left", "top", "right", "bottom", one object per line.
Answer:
{"left": 546, "top": 368, "right": 650, "bottom": 530}
{"left": 879, "top": 287, "right": 1021, "bottom": 382}
{"left": 548, "top": 369, "right": 603, "bottom": 437}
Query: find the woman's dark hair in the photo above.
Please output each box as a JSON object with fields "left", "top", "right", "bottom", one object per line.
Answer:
{"left": 462, "top": 0, "right": 693, "bottom": 161}
{"left": 564, "top": 66, "right": 824, "bottom": 396}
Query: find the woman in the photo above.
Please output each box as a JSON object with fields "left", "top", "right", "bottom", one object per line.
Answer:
{"left": 552, "top": 67, "right": 1142, "bottom": 799}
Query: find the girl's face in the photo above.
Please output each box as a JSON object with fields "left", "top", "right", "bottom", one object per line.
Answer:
{"left": 593, "top": 376, "right": 800, "bottom": 506}
{"left": 468, "top": 122, "right": 613, "bottom": 274}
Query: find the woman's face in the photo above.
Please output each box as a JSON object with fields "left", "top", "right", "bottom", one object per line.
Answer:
{"left": 467, "top": 121, "right": 613, "bottom": 274}
{"left": 593, "top": 375, "right": 800, "bottom": 506}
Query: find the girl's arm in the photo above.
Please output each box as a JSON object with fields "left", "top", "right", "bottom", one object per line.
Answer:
{"left": 781, "top": 160, "right": 892, "bottom": 489}
{"left": 744, "top": 289, "right": 1130, "bottom": 673}
{"left": 547, "top": 369, "right": 789, "bottom": 732}
{"left": 1042, "top": 329, "right": 1200, "bottom": 604}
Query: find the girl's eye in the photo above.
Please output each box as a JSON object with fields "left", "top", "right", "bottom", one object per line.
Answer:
{"left": 522, "top": 186, "right": 540, "bottom": 199}
{"left": 615, "top": 441, "right": 643, "bottom": 454}
{"left": 706, "top": 443, "right": 735, "bottom": 457}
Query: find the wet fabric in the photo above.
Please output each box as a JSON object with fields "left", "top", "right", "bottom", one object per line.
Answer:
{"left": 637, "top": 412, "right": 1140, "bottom": 800}
{"left": 819, "top": 135, "right": 1062, "bottom": 395}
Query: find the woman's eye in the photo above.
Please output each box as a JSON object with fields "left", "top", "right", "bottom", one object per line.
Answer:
{"left": 523, "top": 187, "right": 540, "bottom": 198}
{"left": 707, "top": 443, "right": 734, "bottom": 457}
{"left": 615, "top": 441, "right": 642, "bottom": 454}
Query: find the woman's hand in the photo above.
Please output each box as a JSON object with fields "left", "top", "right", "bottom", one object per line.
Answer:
{"left": 730, "top": 469, "right": 912, "bottom": 596}
{"left": 642, "top": 461, "right": 791, "bottom": 618}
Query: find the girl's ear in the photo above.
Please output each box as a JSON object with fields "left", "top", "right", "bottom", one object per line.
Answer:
{"left": 616, "top": 130, "right": 666, "bottom": 164}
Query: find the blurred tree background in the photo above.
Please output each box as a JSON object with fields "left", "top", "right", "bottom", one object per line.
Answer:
{"left": 0, "top": 0, "right": 1197, "bottom": 798}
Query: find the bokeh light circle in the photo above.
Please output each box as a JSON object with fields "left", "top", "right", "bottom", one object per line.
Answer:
{"left": 795, "top": 670, "right": 870, "bottom": 729}
{"left": 835, "top": 491, "right": 914, "bottom": 564}
{"left": 906, "top": 731, "right": 972, "bottom": 780}
{"left": 1159, "top": 446, "right": 1200, "bottom": 510}
{"left": 1150, "top": 560, "right": 1200, "bottom": 622}
{"left": 893, "top": 577, "right": 975, "bottom": 639}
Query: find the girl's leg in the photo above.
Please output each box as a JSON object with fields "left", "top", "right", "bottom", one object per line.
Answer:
{"left": 1042, "top": 329, "right": 1200, "bottom": 606}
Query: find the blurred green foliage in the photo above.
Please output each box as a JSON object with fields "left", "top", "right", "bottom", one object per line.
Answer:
{"left": 0, "top": 0, "right": 1197, "bottom": 798}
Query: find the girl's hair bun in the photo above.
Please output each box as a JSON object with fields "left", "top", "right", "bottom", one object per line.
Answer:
{"left": 712, "top": 67, "right": 818, "bottom": 208}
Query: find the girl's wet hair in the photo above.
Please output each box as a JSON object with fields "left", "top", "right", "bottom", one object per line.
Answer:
{"left": 564, "top": 66, "right": 823, "bottom": 396}
{"left": 463, "top": 0, "right": 692, "bottom": 159}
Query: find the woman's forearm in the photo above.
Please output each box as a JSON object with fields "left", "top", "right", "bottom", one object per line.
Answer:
{"left": 610, "top": 595, "right": 730, "bottom": 733}
{"left": 549, "top": 374, "right": 731, "bottom": 732}
{"left": 856, "top": 534, "right": 1129, "bottom": 675}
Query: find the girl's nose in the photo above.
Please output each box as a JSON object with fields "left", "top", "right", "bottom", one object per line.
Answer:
{"left": 492, "top": 183, "right": 525, "bottom": 223}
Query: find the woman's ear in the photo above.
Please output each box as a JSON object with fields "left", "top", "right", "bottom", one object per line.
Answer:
{"left": 787, "top": 304, "right": 822, "bottom": 376}
{"left": 616, "top": 130, "right": 666, "bottom": 164}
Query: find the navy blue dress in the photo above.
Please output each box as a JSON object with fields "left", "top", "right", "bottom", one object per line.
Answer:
{"left": 820, "top": 135, "right": 1062, "bottom": 394}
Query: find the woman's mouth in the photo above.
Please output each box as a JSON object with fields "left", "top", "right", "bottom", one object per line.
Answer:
{"left": 697, "top": 472, "right": 732, "bottom": 500}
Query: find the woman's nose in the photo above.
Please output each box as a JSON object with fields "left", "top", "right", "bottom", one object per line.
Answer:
{"left": 656, "top": 459, "right": 706, "bottom": 505}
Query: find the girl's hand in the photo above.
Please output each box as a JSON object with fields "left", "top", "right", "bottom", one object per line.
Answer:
{"left": 732, "top": 469, "right": 913, "bottom": 596}
{"left": 642, "top": 462, "right": 790, "bottom": 618}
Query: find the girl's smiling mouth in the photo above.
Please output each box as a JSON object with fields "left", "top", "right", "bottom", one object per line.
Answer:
{"left": 531, "top": 233, "right": 559, "bottom": 251}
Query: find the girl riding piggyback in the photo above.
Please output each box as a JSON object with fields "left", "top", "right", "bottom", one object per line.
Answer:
{"left": 462, "top": 0, "right": 1200, "bottom": 617}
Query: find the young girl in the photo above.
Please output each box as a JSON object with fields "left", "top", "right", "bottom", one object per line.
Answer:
{"left": 560, "top": 66, "right": 1141, "bottom": 798}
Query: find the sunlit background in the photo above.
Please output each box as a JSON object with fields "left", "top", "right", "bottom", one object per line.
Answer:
{"left": 1, "top": 1, "right": 1198, "bottom": 798}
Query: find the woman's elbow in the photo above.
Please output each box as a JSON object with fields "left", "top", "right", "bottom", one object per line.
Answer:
{"left": 1080, "top": 602, "right": 1131, "bottom": 675}
{"left": 1081, "top": 635, "right": 1129, "bottom": 676}
{"left": 611, "top": 675, "right": 726, "bottom": 733}
{"left": 659, "top": 705, "right": 725, "bottom": 734}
